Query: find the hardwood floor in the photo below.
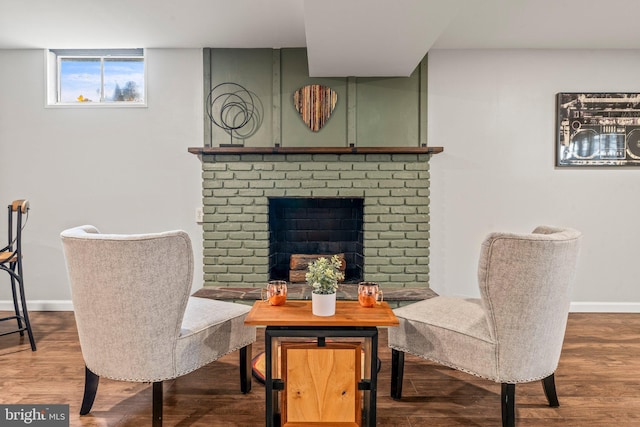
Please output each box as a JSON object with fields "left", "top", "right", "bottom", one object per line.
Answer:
{"left": 1, "top": 311, "right": 639, "bottom": 426}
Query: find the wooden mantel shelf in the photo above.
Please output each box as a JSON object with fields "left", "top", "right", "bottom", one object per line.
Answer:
{"left": 188, "top": 146, "right": 443, "bottom": 156}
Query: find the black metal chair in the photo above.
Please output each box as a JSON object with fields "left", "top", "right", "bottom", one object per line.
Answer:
{"left": 0, "top": 199, "right": 36, "bottom": 351}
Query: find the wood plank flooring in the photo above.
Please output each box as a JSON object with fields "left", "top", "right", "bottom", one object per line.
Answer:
{"left": 1, "top": 311, "right": 639, "bottom": 426}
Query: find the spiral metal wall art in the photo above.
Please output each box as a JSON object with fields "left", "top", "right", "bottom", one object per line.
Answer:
{"left": 206, "top": 82, "right": 262, "bottom": 145}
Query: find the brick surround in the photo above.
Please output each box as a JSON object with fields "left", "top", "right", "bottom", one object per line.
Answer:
{"left": 198, "top": 152, "right": 432, "bottom": 290}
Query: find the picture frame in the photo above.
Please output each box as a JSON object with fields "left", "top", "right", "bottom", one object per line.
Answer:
{"left": 556, "top": 92, "right": 640, "bottom": 167}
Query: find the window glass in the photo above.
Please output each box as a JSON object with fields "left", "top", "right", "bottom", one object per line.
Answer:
{"left": 48, "top": 49, "right": 145, "bottom": 105}
{"left": 104, "top": 58, "right": 144, "bottom": 102}
{"left": 59, "top": 58, "right": 101, "bottom": 103}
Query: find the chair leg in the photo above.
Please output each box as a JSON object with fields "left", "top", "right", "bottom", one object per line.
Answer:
{"left": 80, "top": 367, "right": 100, "bottom": 415}
{"left": 542, "top": 373, "right": 560, "bottom": 407}
{"left": 4, "top": 260, "right": 36, "bottom": 351}
{"left": 501, "top": 383, "right": 516, "bottom": 427}
{"left": 390, "top": 349, "right": 405, "bottom": 400}
{"left": 16, "top": 273, "right": 36, "bottom": 351}
{"left": 153, "top": 381, "right": 163, "bottom": 427}
{"left": 9, "top": 272, "right": 24, "bottom": 335}
{"left": 240, "top": 344, "right": 252, "bottom": 394}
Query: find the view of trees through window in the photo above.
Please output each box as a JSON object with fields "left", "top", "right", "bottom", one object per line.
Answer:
{"left": 54, "top": 50, "right": 144, "bottom": 104}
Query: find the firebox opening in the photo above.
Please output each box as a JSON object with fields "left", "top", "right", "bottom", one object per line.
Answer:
{"left": 268, "top": 197, "right": 364, "bottom": 283}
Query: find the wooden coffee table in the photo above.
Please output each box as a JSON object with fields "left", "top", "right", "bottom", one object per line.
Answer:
{"left": 245, "top": 300, "right": 398, "bottom": 427}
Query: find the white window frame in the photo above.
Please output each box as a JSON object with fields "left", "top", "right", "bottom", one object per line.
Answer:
{"left": 45, "top": 48, "right": 147, "bottom": 107}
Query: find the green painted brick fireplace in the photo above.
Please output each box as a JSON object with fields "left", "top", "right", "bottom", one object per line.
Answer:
{"left": 198, "top": 152, "right": 431, "bottom": 290}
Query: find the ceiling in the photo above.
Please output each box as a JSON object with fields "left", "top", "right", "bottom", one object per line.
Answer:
{"left": 2, "top": 0, "right": 640, "bottom": 77}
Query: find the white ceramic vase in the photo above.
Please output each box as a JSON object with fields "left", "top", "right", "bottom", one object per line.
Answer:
{"left": 311, "top": 292, "right": 336, "bottom": 316}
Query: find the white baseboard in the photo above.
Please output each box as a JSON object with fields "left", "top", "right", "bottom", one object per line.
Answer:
{"left": 0, "top": 300, "right": 73, "bottom": 311}
{"left": 570, "top": 302, "right": 640, "bottom": 313}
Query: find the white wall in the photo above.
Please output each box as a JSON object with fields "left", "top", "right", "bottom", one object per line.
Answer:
{"left": 428, "top": 49, "right": 640, "bottom": 312}
{"left": 2, "top": 48, "right": 638, "bottom": 312}
{"left": 0, "top": 49, "right": 204, "bottom": 309}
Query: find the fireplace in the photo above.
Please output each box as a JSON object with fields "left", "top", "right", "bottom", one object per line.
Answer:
{"left": 268, "top": 197, "right": 364, "bottom": 282}
{"left": 189, "top": 147, "right": 437, "bottom": 291}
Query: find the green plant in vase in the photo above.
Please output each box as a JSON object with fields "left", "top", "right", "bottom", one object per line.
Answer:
{"left": 306, "top": 255, "right": 345, "bottom": 316}
{"left": 305, "top": 255, "right": 345, "bottom": 294}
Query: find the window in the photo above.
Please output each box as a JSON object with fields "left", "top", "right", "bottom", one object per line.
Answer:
{"left": 47, "top": 49, "right": 145, "bottom": 106}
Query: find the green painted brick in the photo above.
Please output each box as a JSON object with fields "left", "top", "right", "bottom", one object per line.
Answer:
{"left": 242, "top": 223, "right": 268, "bottom": 232}
{"left": 365, "top": 205, "right": 391, "bottom": 214}
{"left": 203, "top": 181, "right": 224, "bottom": 189}
{"left": 285, "top": 154, "right": 314, "bottom": 162}
{"left": 203, "top": 232, "right": 228, "bottom": 240}
{"left": 286, "top": 171, "right": 314, "bottom": 180}
{"left": 301, "top": 180, "right": 326, "bottom": 188}
{"left": 243, "top": 240, "right": 269, "bottom": 249}
{"left": 259, "top": 171, "right": 287, "bottom": 180}
{"left": 216, "top": 274, "right": 243, "bottom": 282}
{"left": 203, "top": 265, "right": 228, "bottom": 273}
{"left": 234, "top": 172, "right": 262, "bottom": 180}
{"left": 238, "top": 189, "right": 265, "bottom": 197}
{"left": 216, "top": 223, "right": 242, "bottom": 232}
{"left": 337, "top": 189, "right": 365, "bottom": 197}
{"left": 365, "top": 154, "right": 392, "bottom": 162}
{"left": 203, "top": 163, "right": 228, "bottom": 171}
{"left": 391, "top": 223, "right": 418, "bottom": 232}
{"left": 366, "top": 171, "right": 393, "bottom": 180}
{"left": 211, "top": 171, "right": 235, "bottom": 180}
{"left": 278, "top": 180, "right": 302, "bottom": 189}
{"left": 364, "top": 223, "right": 390, "bottom": 232}
{"left": 223, "top": 181, "right": 249, "bottom": 189}
{"left": 377, "top": 232, "right": 407, "bottom": 241}
{"left": 379, "top": 266, "right": 406, "bottom": 274}
{"left": 211, "top": 189, "right": 239, "bottom": 198}
{"left": 229, "top": 197, "right": 259, "bottom": 206}
{"left": 378, "top": 248, "right": 404, "bottom": 257}
{"left": 377, "top": 198, "right": 406, "bottom": 206}
{"left": 228, "top": 248, "right": 255, "bottom": 257}
{"left": 404, "top": 162, "right": 430, "bottom": 171}
{"left": 203, "top": 248, "right": 228, "bottom": 256}
{"left": 216, "top": 241, "right": 243, "bottom": 249}
{"left": 325, "top": 163, "right": 353, "bottom": 171}
{"left": 312, "top": 189, "right": 341, "bottom": 197}
{"left": 405, "top": 265, "right": 429, "bottom": 274}
{"left": 379, "top": 163, "right": 405, "bottom": 171}
{"left": 228, "top": 266, "right": 255, "bottom": 274}
{"left": 276, "top": 163, "right": 302, "bottom": 171}
{"left": 311, "top": 154, "right": 340, "bottom": 162}
{"left": 364, "top": 240, "right": 389, "bottom": 248}
{"left": 406, "top": 181, "right": 429, "bottom": 189}
{"left": 314, "top": 171, "right": 341, "bottom": 180}
{"left": 243, "top": 273, "right": 269, "bottom": 282}
{"left": 253, "top": 163, "right": 274, "bottom": 171}
{"left": 405, "top": 249, "right": 429, "bottom": 258}
{"left": 327, "top": 181, "right": 353, "bottom": 189}
{"left": 391, "top": 206, "right": 417, "bottom": 215}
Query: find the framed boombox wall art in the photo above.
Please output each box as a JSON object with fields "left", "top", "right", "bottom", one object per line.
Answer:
{"left": 556, "top": 92, "right": 640, "bottom": 167}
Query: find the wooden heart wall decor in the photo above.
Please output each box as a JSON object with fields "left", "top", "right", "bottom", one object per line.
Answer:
{"left": 293, "top": 84, "right": 338, "bottom": 132}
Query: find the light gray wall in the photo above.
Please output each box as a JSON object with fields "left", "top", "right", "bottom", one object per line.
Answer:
{"left": 2, "top": 47, "right": 638, "bottom": 312}
{"left": 0, "top": 49, "right": 204, "bottom": 310}
{"left": 428, "top": 49, "right": 640, "bottom": 312}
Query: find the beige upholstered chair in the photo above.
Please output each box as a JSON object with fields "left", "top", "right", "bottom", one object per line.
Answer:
{"left": 388, "top": 226, "right": 582, "bottom": 427}
{"left": 61, "top": 225, "right": 256, "bottom": 427}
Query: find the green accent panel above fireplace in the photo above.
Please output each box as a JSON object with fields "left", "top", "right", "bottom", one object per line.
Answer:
{"left": 203, "top": 48, "right": 427, "bottom": 148}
